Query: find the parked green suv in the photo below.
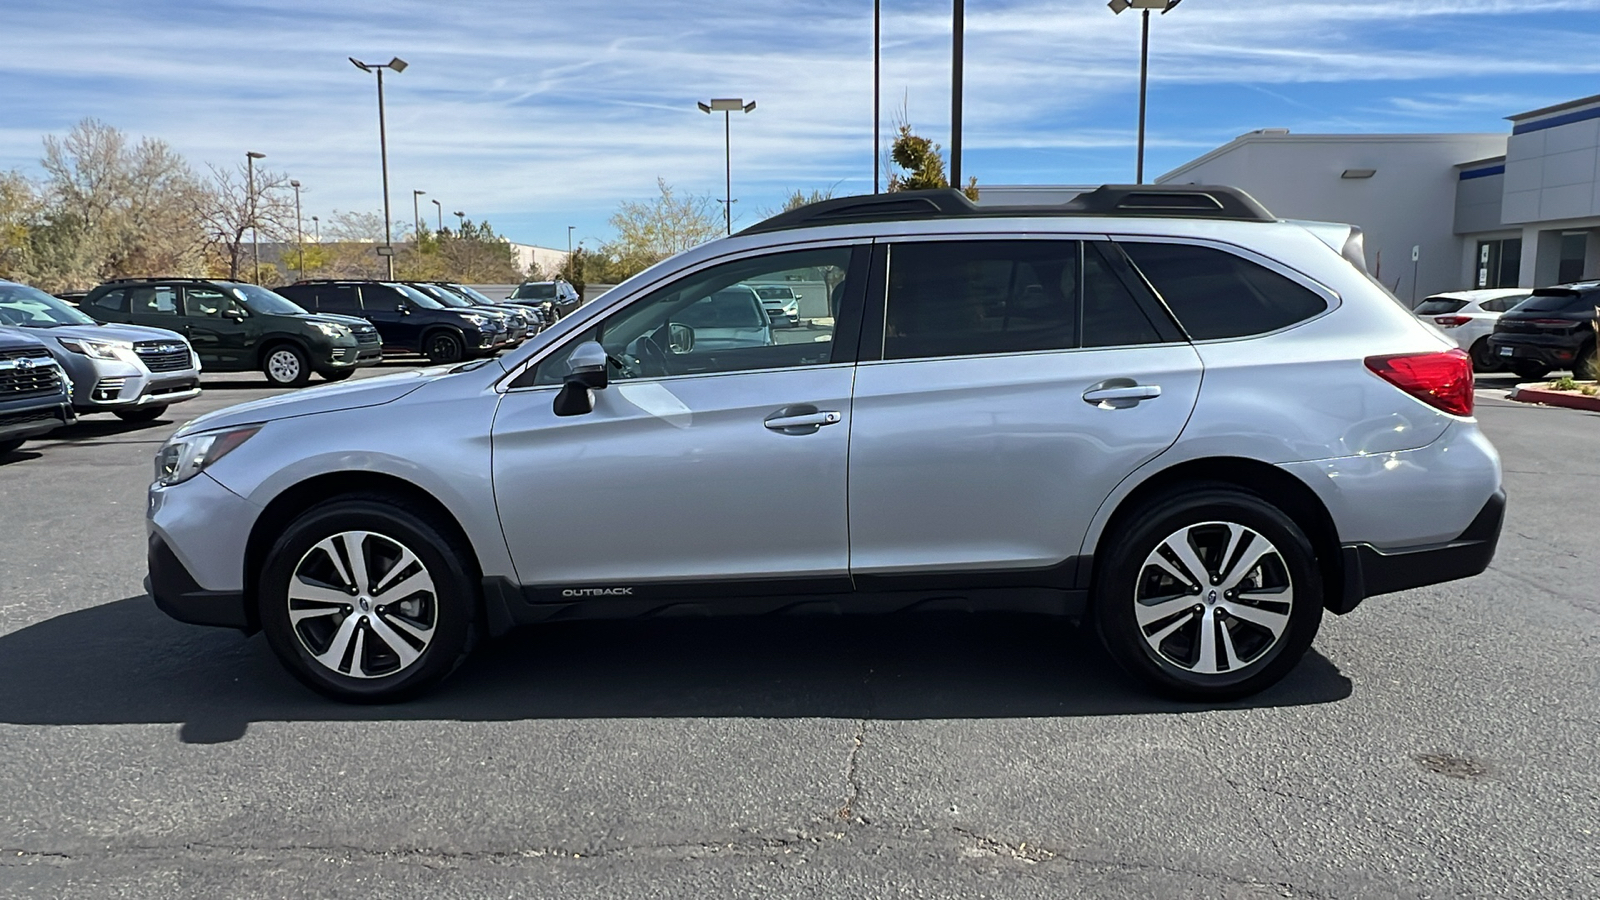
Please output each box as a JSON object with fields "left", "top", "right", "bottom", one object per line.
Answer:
{"left": 81, "top": 279, "right": 383, "bottom": 387}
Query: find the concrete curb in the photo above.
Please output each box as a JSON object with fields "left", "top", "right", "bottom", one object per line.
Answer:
{"left": 1509, "top": 383, "right": 1600, "bottom": 412}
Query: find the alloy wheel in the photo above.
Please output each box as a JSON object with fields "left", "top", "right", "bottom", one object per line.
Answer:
{"left": 1133, "top": 521, "right": 1293, "bottom": 676}
{"left": 288, "top": 530, "right": 438, "bottom": 679}
{"left": 267, "top": 349, "right": 303, "bottom": 383}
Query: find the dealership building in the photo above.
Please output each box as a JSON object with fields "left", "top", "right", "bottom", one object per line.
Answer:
{"left": 983, "top": 94, "right": 1600, "bottom": 303}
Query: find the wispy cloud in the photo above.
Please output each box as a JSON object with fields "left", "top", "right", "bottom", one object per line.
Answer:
{"left": 0, "top": 0, "right": 1597, "bottom": 243}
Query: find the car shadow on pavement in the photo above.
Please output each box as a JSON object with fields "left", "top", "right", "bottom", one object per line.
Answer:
{"left": 0, "top": 596, "right": 1352, "bottom": 744}
{"left": 47, "top": 417, "right": 172, "bottom": 439}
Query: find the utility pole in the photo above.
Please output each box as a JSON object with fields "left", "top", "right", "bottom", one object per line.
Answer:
{"left": 951, "top": 0, "right": 964, "bottom": 187}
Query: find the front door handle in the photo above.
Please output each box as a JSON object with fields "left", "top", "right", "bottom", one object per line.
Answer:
{"left": 1083, "top": 384, "right": 1162, "bottom": 407}
{"left": 764, "top": 406, "right": 842, "bottom": 435}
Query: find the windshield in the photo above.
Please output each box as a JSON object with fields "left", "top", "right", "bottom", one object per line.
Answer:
{"left": 229, "top": 283, "right": 308, "bottom": 315}
{"left": 513, "top": 283, "right": 557, "bottom": 300}
{"left": 1415, "top": 298, "right": 1467, "bottom": 315}
{"left": 449, "top": 284, "right": 497, "bottom": 305}
{"left": 1518, "top": 293, "right": 1592, "bottom": 313}
{"left": 410, "top": 283, "right": 471, "bottom": 307}
{"left": 0, "top": 282, "right": 98, "bottom": 327}
{"left": 388, "top": 283, "right": 446, "bottom": 309}
{"left": 755, "top": 286, "right": 793, "bottom": 300}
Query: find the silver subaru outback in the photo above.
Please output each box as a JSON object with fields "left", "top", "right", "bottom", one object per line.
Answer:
{"left": 146, "top": 186, "right": 1503, "bottom": 703}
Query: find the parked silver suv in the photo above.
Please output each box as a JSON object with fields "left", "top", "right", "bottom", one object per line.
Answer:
{"left": 147, "top": 187, "right": 1503, "bottom": 703}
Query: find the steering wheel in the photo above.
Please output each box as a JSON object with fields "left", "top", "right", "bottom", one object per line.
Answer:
{"left": 635, "top": 331, "right": 671, "bottom": 378}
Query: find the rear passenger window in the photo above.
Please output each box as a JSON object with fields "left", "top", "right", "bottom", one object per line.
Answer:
{"left": 1120, "top": 242, "right": 1328, "bottom": 340}
{"left": 316, "top": 286, "right": 362, "bottom": 313}
{"left": 128, "top": 286, "right": 179, "bottom": 317}
{"left": 1082, "top": 243, "right": 1162, "bottom": 348}
{"left": 884, "top": 241, "right": 1078, "bottom": 360}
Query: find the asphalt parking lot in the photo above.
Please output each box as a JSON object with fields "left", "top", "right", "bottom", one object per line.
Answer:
{"left": 0, "top": 366, "right": 1596, "bottom": 898}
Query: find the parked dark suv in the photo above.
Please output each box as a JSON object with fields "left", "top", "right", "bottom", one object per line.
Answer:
{"left": 276, "top": 281, "right": 505, "bottom": 363}
{"left": 505, "top": 279, "right": 581, "bottom": 320}
{"left": 1487, "top": 282, "right": 1599, "bottom": 380}
{"left": 81, "top": 279, "right": 382, "bottom": 387}
{"left": 0, "top": 329, "right": 75, "bottom": 457}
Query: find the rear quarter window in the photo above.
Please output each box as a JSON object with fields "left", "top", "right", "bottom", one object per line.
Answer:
{"left": 1415, "top": 298, "right": 1468, "bottom": 315}
{"left": 1119, "top": 242, "right": 1329, "bottom": 340}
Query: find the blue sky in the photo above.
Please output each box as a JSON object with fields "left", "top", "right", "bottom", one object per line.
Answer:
{"left": 3, "top": 0, "right": 1600, "bottom": 250}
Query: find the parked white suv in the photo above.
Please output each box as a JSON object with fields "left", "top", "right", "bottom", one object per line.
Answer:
{"left": 146, "top": 186, "right": 1503, "bottom": 703}
{"left": 1414, "top": 288, "right": 1531, "bottom": 371}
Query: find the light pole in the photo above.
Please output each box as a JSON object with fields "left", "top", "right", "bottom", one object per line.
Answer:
{"left": 312, "top": 215, "right": 320, "bottom": 244}
{"left": 432, "top": 198, "right": 442, "bottom": 232}
{"left": 874, "top": 0, "right": 881, "bottom": 193}
{"left": 246, "top": 151, "right": 265, "bottom": 283}
{"left": 951, "top": 0, "right": 963, "bottom": 187}
{"left": 1109, "top": 0, "right": 1183, "bottom": 184}
{"left": 412, "top": 189, "right": 426, "bottom": 237}
{"left": 697, "top": 98, "right": 756, "bottom": 235}
{"left": 453, "top": 210, "right": 465, "bottom": 231}
{"left": 290, "top": 179, "right": 304, "bottom": 278}
{"left": 349, "top": 55, "right": 408, "bottom": 278}
{"left": 567, "top": 225, "right": 575, "bottom": 256}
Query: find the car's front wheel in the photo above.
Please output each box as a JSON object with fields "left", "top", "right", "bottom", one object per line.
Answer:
{"left": 423, "top": 330, "right": 465, "bottom": 364}
{"left": 1094, "top": 486, "right": 1323, "bottom": 701}
{"left": 1469, "top": 338, "right": 1503, "bottom": 373}
{"left": 259, "top": 497, "right": 479, "bottom": 702}
{"left": 263, "top": 345, "right": 311, "bottom": 387}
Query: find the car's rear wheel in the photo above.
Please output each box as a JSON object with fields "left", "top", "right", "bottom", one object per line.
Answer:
{"left": 1094, "top": 486, "right": 1323, "bottom": 701}
{"left": 263, "top": 344, "right": 311, "bottom": 387}
{"left": 0, "top": 438, "right": 24, "bottom": 458}
{"left": 114, "top": 405, "right": 168, "bottom": 423}
{"left": 1574, "top": 343, "right": 1597, "bottom": 380}
{"left": 259, "top": 497, "right": 479, "bottom": 702}
{"left": 423, "top": 330, "right": 465, "bottom": 364}
{"left": 1512, "top": 360, "right": 1550, "bottom": 381}
{"left": 1469, "top": 338, "right": 1503, "bottom": 373}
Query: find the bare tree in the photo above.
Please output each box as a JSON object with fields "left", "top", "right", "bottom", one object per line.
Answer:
{"left": 197, "top": 161, "right": 297, "bottom": 282}
{"left": 0, "top": 171, "right": 40, "bottom": 281}
{"left": 593, "top": 179, "right": 722, "bottom": 282}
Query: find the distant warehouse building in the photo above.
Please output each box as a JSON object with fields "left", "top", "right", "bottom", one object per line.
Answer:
{"left": 980, "top": 94, "right": 1600, "bottom": 304}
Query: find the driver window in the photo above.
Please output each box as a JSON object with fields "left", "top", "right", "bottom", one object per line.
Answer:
{"left": 529, "top": 247, "right": 853, "bottom": 386}
{"left": 184, "top": 288, "right": 234, "bottom": 318}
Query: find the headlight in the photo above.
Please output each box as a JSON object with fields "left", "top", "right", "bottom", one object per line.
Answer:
{"left": 310, "top": 322, "right": 354, "bottom": 340}
{"left": 59, "top": 337, "right": 134, "bottom": 360}
{"left": 462, "top": 314, "right": 489, "bottom": 327}
{"left": 154, "top": 425, "right": 261, "bottom": 487}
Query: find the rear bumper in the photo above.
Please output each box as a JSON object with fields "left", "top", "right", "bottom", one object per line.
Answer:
{"left": 1487, "top": 335, "right": 1586, "bottom": 367}
{"left": 1333, "top": 489, "right": 1504, "bottom": 614}
{"left": 147, "top": 533, "right": 252, "bottom": 630}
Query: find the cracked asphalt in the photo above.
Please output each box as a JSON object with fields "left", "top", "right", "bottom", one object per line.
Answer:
{"left": 0, "top": 367, "right": 1596, "bottom": 898}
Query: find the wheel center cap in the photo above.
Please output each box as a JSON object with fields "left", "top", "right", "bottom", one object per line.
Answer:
{"left": 358, "top": 596, "right": 371, "bottom": 612}
{"left": 1206, "top": 590, "right": 1218, "bottom": 605}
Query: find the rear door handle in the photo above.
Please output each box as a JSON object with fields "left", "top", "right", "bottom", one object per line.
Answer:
{"left": 1083, "top": 384, "right": 1162, "bottom": 406}
{"left": 764, "top": 407, "right": 842, "bottom": 434}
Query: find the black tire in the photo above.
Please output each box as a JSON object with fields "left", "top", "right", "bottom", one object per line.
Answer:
{"left": 0, "top": 438, "right": 24, "bottom": 458}
{"left": 1512, "top": 360, "right": 1550, "bottom": 381}
{"left": 1574, "top": 343, "right": 1597, "bottom": 380}
{"left": 259, "top": 496, "right": 480, "bottom": 703}
{"left": 114, "top": 405, "right": 168, "bottom": 423}
{"left": 1093, "top": 484, "right": 1323, "bottom": 701}
{"left": 262, "top": 344, "right": 312, "bottom": 387}
{"left": 423, "top": 330, "right": 465, "bottom": 364}
{"left": 320, "top": 370, "right": 355, "bottom": 382}
{"left": 1469, "top": 339, "right": 1503, "bottom": 373}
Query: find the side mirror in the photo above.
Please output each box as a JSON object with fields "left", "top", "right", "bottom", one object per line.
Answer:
{"left": 668, "top": 323, "right": 695, "bottom": 355}
{"left": 222, "top": 306, "right": 246, "bottom": 320}
{"left": 396, "top": 302, "right": 410, "bottom": 314}
{"left": 553, "top": 342, "right": 608, "bottom": 417}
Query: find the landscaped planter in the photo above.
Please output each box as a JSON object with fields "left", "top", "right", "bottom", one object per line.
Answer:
{"left": 1510, "top": 383, "right": 1600, "bottom": 412}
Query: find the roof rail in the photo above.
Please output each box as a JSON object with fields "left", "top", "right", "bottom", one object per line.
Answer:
{"left": 739, "top": 185, "right": 1276, "bottom": 236}
{"left": 101, "top": 276, "right": 217, "bottom": 285}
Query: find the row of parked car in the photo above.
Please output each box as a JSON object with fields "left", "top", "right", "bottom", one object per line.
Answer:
{"left": 1417, "top": 283, "right": 1600, "bottom": 380}
{"left": 0, "top": 277, "right": 581, "bottom": 456}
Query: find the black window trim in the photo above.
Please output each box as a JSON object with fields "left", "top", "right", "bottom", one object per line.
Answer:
{"left": 1109, "top": 234, "right": 1342, "bottom": 344}
{"left": 498, "top": 239, "right": 874, "bottom": 393}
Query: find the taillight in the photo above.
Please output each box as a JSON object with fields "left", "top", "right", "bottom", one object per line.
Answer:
{"left": 1365, "top": 349, "right": 1474, "bottom": 417}
{"left": 1433, "top": 315, "right": 1472, "bottom": 327}
{"left": 1529, "top": 318, "right": 1575, "bottom": 330}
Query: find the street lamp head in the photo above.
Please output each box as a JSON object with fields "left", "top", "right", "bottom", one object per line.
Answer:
{"left": 743, "top": 101, "right": 756, "bottom": 113}
{"left": 388, "top": 57, "right": 408, "bottom": 73}
{"left": 697, "top": 102, "right": 712, "bottom": 114}
{"left": 1162, "top": 0, "right": 1182, "bottom": 12}
{"left": 453, "top": 210, "right": 464, "bottom": 217}
{"left": 1109, "top": 0, "right": 1172, "bottom": 11}
{"left": 432, "top": 199, "right": 441, "bottom": 207}
{"left": 246, "top": 151, "right": 266, "bottom": 159}
{"left": 414, "top": 189, "right": 425, "bottom": 196}
{"left": 704, "top": 98, "right": 748, "bottom": 112}
{"left": 290, "top": 180, "right": 301, "bottom": 189}
{"left": 349, "top": 57, "right": 371, "bottom": 72}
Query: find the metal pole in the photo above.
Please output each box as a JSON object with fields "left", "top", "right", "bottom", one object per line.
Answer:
{"left": 293, "top": 182, "right": 303, "bottom": 277}
{"left": 951, "top": 0, "right": 963, "bottom": 187}
{"left": 724, "top": 109, "right": 733, "bottom": 235}
{"left": 377, "top": 67, "right": 394, "bottom": 279}
{"left": 312, "top": 216, "right": 319, "bottom": 243}
{"left": 247, "top": 154, "right": 258, "bottom": 283}
{"left": 434, "top": 200, "right": 442, "bottom": 232}
{"left": 874, "top": 0, "right": 881, "bottom": 193}
{"left": 567, "top": 226, "right": 574, "bottom": 256}
{"left": 1137, "top": 8, "right": 1150, "bottom": 184}
{"left": 412, "top": 191, "right": 422, "bottom": 238}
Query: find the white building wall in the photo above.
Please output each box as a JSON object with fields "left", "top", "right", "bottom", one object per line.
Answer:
{"left": 1157, "top": 132, "right": 1506, "bottom": 301}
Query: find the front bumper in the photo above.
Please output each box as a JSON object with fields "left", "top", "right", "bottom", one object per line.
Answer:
{"left": 147, "top": 533, "right": 252, "bottom": 630}
{"left": 1332, "top": 490, "right": 1505, "bottom": 614}
{"left": 0, "top": 396, "right": 74, "bottom": 442}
